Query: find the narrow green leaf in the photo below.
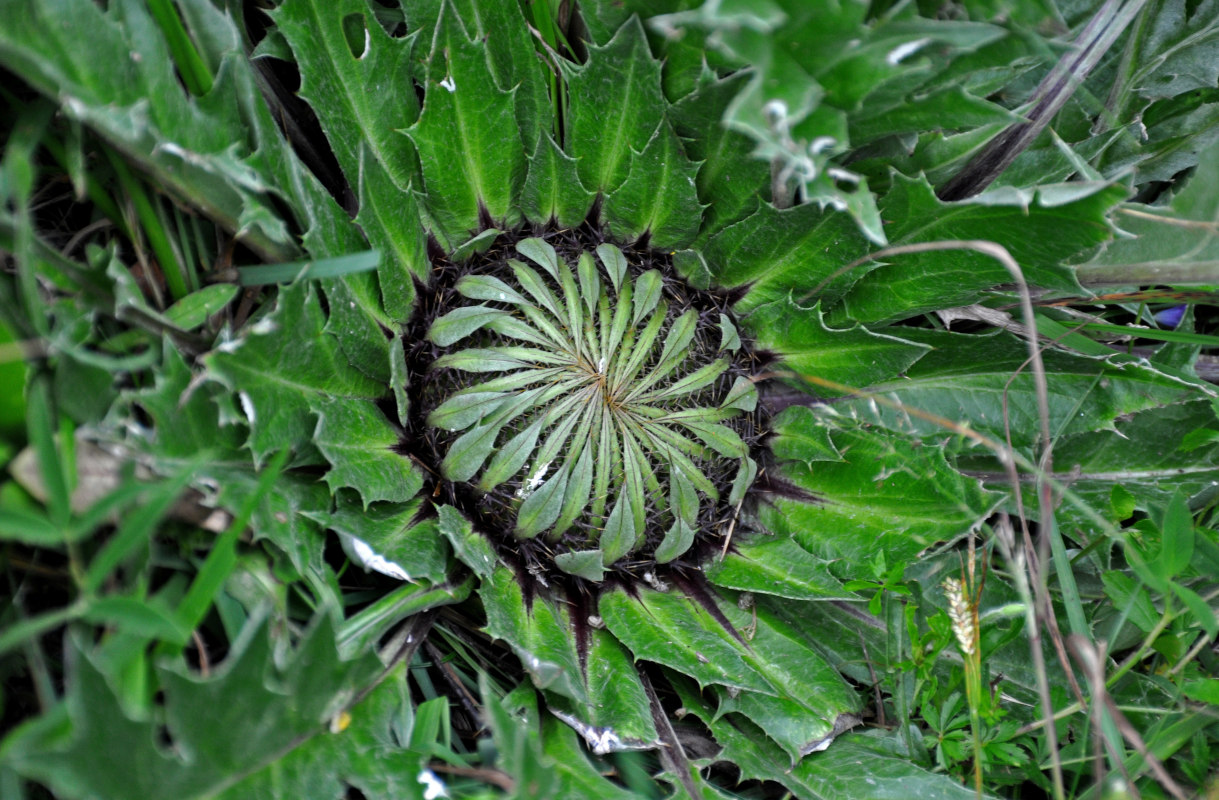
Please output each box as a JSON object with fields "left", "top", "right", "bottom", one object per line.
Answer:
{"left": 620, "top": 429, "right": 650, "bottom": 536}
{"left": 676, "top": 419, "right": 747, "bottom": 458}
{"left": 720, "top": 376, "right": 758, "bottom": 412}
{"left": 83, "top": 468, "right": 195, "bottom": 595}
{"left": 236, "top": 250, "right": 380, "bottom": 285}
{"left": 600, "top": 494, "right": 637, "bottom": 564}
{"left": 554, "top": 550, "right": 606, "bottom": 582}
{"left": 456, "top": 274, "right": 530, "bottom": 305}
{"left": 0, "top": 507, "right": 60, "bottom": 546}
{"left": 516, "top": 460, "right": 574, "bottom": 538}
{"left": 427, "top": 304, "right": 511, "bottom": 346}
{"left": 516, "top": 237, "right": 561, "bottom": 280}
{"left": 576, "top": 250, "right": 602, "bottom": 318}
{"left": 718, "top": 314, "right": 741, "bottom": 352}
{"left": 479, "top": 419, "right": 545, "bottom": 491}
{"left": 728, "top": 457, "right": 758, "bottom": 505}
{"left": 427, "top": 391, "right": 507, "bottom": 431}
{"left": 82, "top": 596, "right": 191, "bottom": 646}
{"left": 655, "top": 518, "right": 697, "bottom": 564}
{"left": 1172, "top": 583, "right": 1218, "bottom": 638}
{"left": 631, "top": 270, "right": 663, "bottom": 327}
{"left": 441, "top": 385, "right": 555, "bottom": 481}
{"left": 479, "top": 315, "right": 550, "bottom": 349}
{"left": 595, "top": 243, "right": 628, "bottom": 294}
{"left": 434, "top": 346, "right": 573, "bottom": 372}
{"left": 1160, "top": 490, "right": 1195, "bottom": 579}
{"left": 553, "top": 436, "right": 595, "bottom": 535}
{"left": 640, "top": 357, "right": 729, "bottom": 402}
{"left": 162, "top": 284, "right": 238, "bottom": 331}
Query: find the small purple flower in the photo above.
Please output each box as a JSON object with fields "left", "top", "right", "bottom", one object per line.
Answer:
{"left": 1155, "top": 305, "right": 1186, "bottom": 329}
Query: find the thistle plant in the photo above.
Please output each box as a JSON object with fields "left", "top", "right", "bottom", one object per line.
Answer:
{"left": 3, "top": 0, "right": 1219, "bottom": 798}
{"left": 417, "top": 232, "right": 761, "bottom": 582}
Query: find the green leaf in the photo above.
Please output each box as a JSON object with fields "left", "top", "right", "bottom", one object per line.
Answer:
{"left": 602, "top": 585, "right": 858, "bottom": 759}
{"left": 671, "top": 71, "right": 769, "bottom": 239}
{"left": 271, "top": 0, "right": 419, "bottom": 192}
{"left": 515, "top": 460, "right": 573, "bottom": 538}
{"left": 553, "top": 550, "right": 606, "bottom": 582}
{"left": 0, "top": 506, "right": 60, "bottom": 546}
{"left": 481, "top": 570, "right": 658, "bottom": 751}
{"left": 427, "top": 304, "right": 511, "bottom": 346}
{"left": 603, "top": 121, "right": 703, "bottom": 249}
{"left": 127, "top": 343, "right": 245, "bottom": 463}
{"left": 437, "top": 504, "right": 496, "bottom": 578}
{"left": 3, "top": 613, "right": 381, "bottom": 800}
{"left": 355, "top": 147, "right": 430, "bottom": 323}
{"left": 454, "top": 0, "right": 550, "bottom": 153}
{"left": 481, "top": 567, "right": 587, "bottom": 702}
{"left": 769, "top": 406, "right": 843, "bottom": 466}
{"left": 839, "top": 176, "right": 1126, "bottom": 324}
{"left": 320, "top": 274, "right": 394, "bottom": 383}
{"left": 600, "top": 586, "right": 770, "bottom": 694}
{"left": 204, "top": 282, "right": 383, "bottom": 465}
{"left": 1039, "top": 400, "right": 1219, "bottom": 529}
{"left": 237, "top": 252, "right": 383, "bottom": 288}
{"left": 0, "top": 0, "right": 322, "bottom": 260}
{"left": 1181, "top": 679, "right": 1219, "bottom": 705}
{"left": 521, "top": 133, "right": 597, "bottom": 228}
{"left": 324, "top": 497, "right": 450, "bottom": 585}
{"left": 599, "top": 494, "right": 638, "bottom": 565}
{"left": 479, "top": 419, "right": 544, "bottom": 490}
{"left": 842, "top": 330, "right": 1202, "bottom": 451}
{"left": 1172, "top": 582, "right": 1218, "bottom": 638}
{"left": 672, "top": 676, "right": 985, "bottom": 800}
{"left": 213, "top": 666, "right": 448, "bottom": 799}
{"left": 1081, "top": 136, "right": 1219, "bottom": 286}
{"left": 309, "top": 396, "right": 422, "bottom": 507}
{"left": 161, "top": 284, "right": 239, "bottom": 330}
{"left": 406, "top": 2, "right": 524, "bottom": 237}
{"left": 81, "top": 596, "right": 191, "bottom": 646}
{"left": 563, "top": 17, "right": 665, "bottom": 194}
{"left": 1102, "top": 571, "right": 1160, "bottom": 634}
{"left": 484, "top": 683, "right": 559, "bottom": 800}
{"left": 761, "top": 422, "right": 1000, "bottom": 572}
{"left": 707, "top": 537, "right": 853, "bottom": 601}
{"left": 746, "top": 298, "right": 930, "bottom": 393}
{"left": 1160, "top": 491, "right": 1195, "bottom": 579}
{"left": 515, "top": 237, "right": 561, "bottom": 279}
{"left": 706, "top": 200, "right": 872, "bottom": 310}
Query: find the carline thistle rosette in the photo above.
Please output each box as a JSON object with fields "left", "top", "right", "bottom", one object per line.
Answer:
{"left": 411, "top": 229, "right": 763, "bottom": 584}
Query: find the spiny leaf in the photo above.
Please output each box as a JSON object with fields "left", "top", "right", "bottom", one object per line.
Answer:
{"left": 309, "top": 396, "right": 423, "bottom": 507}
{"left": 603, "top": 121, "right": 704, "bottom": 249}
{"left": 406, "top": 1, "right": 524, "bottom": 237}
{"left": 203, "top": 282, "right": 383, "bottom": 465}
{"left": 563, "top": 16, "right": 666, "bottom": 194}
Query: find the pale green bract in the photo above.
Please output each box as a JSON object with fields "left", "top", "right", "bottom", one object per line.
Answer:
{"left": 425, "top": 238, "right": 757, "bottom": 573}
